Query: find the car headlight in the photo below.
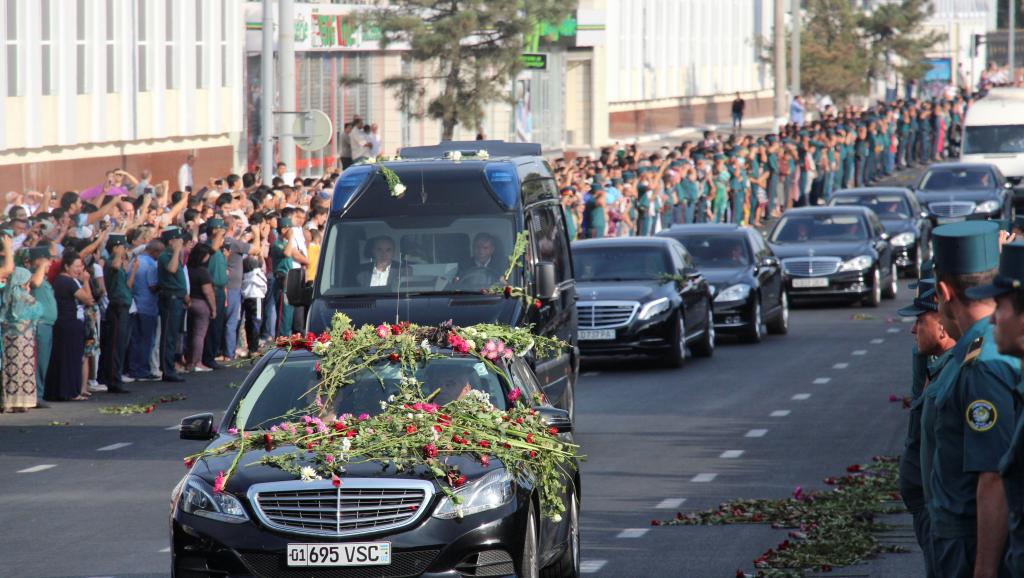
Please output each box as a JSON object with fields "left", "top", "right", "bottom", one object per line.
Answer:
{"left": 177, "top": 475, "right": 249, "bottom": 524}
{"left": 890, "top": 232, "right": 916, "bottom": 247}
{"left": 637, "top": 297, "right": 671, "bottom": 320}
{"left": 433, "top": 468, "right": 514, "bottom": 519}
{"left": 838, "top": 255, "right": 874, "bottom": 272}
{"left": 714, "top": 283, "right": 751, "bottom": 303}
{"left": 975, "top": 200, "right": 1001, "bottom": 214}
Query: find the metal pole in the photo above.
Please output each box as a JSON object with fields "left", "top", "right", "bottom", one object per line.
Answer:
{"left": 279, "top": 0, "right": 296, "bottom": 175}
{"left": 1011, "top": 0, "right": 1017, "bottom": 85}
{"left": 260, "top": 0, "right": 274, "bottom": 186}
{"left": 791, "top": 0, "right": 801, "bottom": 97}
{"left": 774, "top": 0, "right": 787, "bottom": 125}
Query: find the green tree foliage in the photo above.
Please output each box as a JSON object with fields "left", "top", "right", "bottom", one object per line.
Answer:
{"left": 361, "top": 0, "right": 575, "bottom": 141}
{"left": 859, "top": 0, "right": 942, "bottom": 83}
{"left": 800, "top": 0, "right": 872, "bottom": 101}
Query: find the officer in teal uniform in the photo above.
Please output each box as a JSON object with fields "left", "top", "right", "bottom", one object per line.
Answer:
{"left": 927, "top": 221, "right": 1018, "bottom": 577}
{"left": 766, "top": 136, "right": 780, "bottom": 217}
{"left": 965, "top": 242, "right": 1024, "bottom": 576}
{"left": 157, "top": 227, "right": 188, "bottom": 383}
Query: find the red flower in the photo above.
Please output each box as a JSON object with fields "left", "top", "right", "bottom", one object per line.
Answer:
{"left": 389, "top": 353, "right": 400, "bottom": 362}
{"left": 314, "top": 361, "right": 322, "bottom": 375}
{"left": 183, "top": 458, "right": 194, "bottom": 469}
{"left": 263, "top": 433, "right": 274, "bottom": 452}
{"left": 736, "top": 572, "right": 746, "bottom": 578}
{"left": 333, "top": 421, "right": 346, "bottom": 432}
{"left": 650, "top": 519, "right": 661, "bottom": 526}
{"left": 276, "top": 336, "right": 290, "bottom": 348}
{"left": 346, "top": 430, "right": 358, "bottom": 438}
{"left": 503, "top": 443, "right": 512, "bottom": 449}
{"left": 342, "top": 330, "right": 354, "bottom": 341}
{"left": 317, "top": 331, "right": 331, "bottom": 343}
{"left": 529, "top": 450, "right": 538, "bottom": 459}
{"left": 820, "top": 565, "right": 832, "bottom": 572}
{"left": 306, "top": 442, "right": 314, "bottom": 450}
{"left": 547, "top": 426, "right": 558, "bottom": 435}
{"left": 423, "top": 443, "right": 438, "bottom": 459}
{"left": 478, "top": 440, "right": 491, "bottom": 448}
{"left": 331, "top": 473, "right": 341, "bottom": 488}
{"left": 406, "top": 424, "right": 417, "bottom": 434}
{"left": 846, "top": 464, "right": 862, "bottom": 473}
{"left": 515, "top": 417, "right": 524, "bottom": 424}
{"left": 503, "top": 286, "right": 512, "bottom": 298}
{"left": 533, "top": 298, "right": 542, "bottom": 309}
{"left": 480, "top": 455, "right": 490, "bottom": 467}
{"left": 526, "top": 433, "right": 535, "bottom": 444}
{"left": 453, "top": 474, "right": 467, "bottom": 487}
{"left": 432, "top": 425, "right": 443, "bottom": 434}
{"left": 408, "top": 505, "right": 418, "bottom": 511}
{"left": 391, "top": 324, "right": 403, "bottom": 335}
{"left": 144, "top": 405, "right": 155, "bottom": 414}
{"left": 213, "top": 471, "right": 227, "bottom": 493}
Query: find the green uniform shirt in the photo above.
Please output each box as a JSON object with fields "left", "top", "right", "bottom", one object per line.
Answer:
{"left": 921, "top": 348, "right": 956, "bottom": 508}
{"left": 157, "top": 250, "right": 187, "bottom": 298}
{"left": 271, "top": 240, "right": 294, "bottom": 277}
{"left": 104, "top": 264, "right": 132, "bottom": 307}
{"left": 929, "top": 318, "right": 1019, "bottom": 538}
{"left": 31, "top": 278, "right": 57, "bottom": 326}
{"left": 1000, "top": 376, "right": 1024, "bottom": 574}
{"left": 207, "top": 249, "right": 228, "bottom": 288}
{"left": 901, "top": 346, "right": 941, "bottom": 512}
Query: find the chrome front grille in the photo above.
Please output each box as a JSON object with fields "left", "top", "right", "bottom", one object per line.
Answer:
{"left": 576, "top": 301, "right": 639, "bottom": 329}
{"left": 782, "top": 257, "right": 841, "bottom": 277}
{"left": 248, "top": 478, "right": 434, "bottom": 538}
{"left": 928, "top": 201, "right": 975, "bottom": 218}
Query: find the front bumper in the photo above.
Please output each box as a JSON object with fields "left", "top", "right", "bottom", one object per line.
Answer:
{"left": 785, "top": 270, "right": 873, "bottom": 299}
{"left": 712, "top": 299, "right": 753, "bottom": 332}
{"left": 171, "top": 492, "right": 531, "bottom": 577}
{"left": 892, "top": 245, "right": 916, "bottom": 270}
{"left": 577, "top": 314, "right": 675, "bottom": 356}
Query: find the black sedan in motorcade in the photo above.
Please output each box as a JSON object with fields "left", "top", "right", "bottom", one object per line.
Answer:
{"left": 571, "top": 237, "right": 714, "bottom": 366}
{"left": 914, "top": 162, "right": 1013, "bottom": 225}
{"left": 172, "top": 348, "right": 580, "bottom": 578}
{"left": 828, "top": 187, "right": 932, "bottom": 277}
{"left": 767, "top": 206, "right": 898, "bottom": 307}
{"left": 657, "top": 224, "right": 788, "bottom": 343}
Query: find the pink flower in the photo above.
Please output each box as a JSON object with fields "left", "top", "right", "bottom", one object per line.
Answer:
{"left": 325, "top": 454, "right": 334, "bottom": 463}
{"left": 507, "top": 387, "right": 522, "bottom": 403}
{"left": 332, "top": 473, "right": 342, "bottom": 488}
{"left": 888, "top": 394, "right": 900, "bottom": 403}
{"left": 270, "top": 425, "right": 279, "bottom": 432}
{"left": 792, "top": 486, "right": 805, "bottom": 501}
{"left": 358, "top": 413, "right": 370, "bottom": 421}
{"left": 480, "top": 455, "right": 490, "bottom": 467}
{"left": 423, "top": 443, "right": 438, "bottom": 459}
{"left": 483, "top": 340, "right": 499, "bottom": 360}
{"left": 227, "top": 427, "right": 238, "bottom": 435}
{"left": 376, "top": 324, "right": 390, "bottom": 339}
{"left": 213, "top": 471, "right": 227, "bottom": 493}
{"left": 502, "top": 348, "right": 514, "bottom": 360}
{"left": 302, "top": 415, "right": 313, "bottom": 424}
{"left": 305, "top": 427, "right": 314, "bottom": 434}
{"left": 314, "top": 362, "right": 322, "bottom": 375}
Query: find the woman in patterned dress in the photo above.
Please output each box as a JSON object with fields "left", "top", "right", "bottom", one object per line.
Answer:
{"left": 3, "top": 267, "right": 43, "bottom": 412}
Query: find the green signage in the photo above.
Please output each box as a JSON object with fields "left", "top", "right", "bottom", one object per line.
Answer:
{"left": 520, "top": 53, "right": 548, "bottom": 70}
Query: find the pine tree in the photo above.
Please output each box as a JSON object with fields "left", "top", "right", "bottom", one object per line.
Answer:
{"left": 800, "top": 0, "right": 872, "bottom": 100}
{"left": 859, "top": 0, "right": 942, "bottom": 84}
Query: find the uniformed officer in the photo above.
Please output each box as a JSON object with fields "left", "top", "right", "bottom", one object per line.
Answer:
{"left": 927, "top": 220, "right": 1018, "bottom": 577}
{"left": 202, "top": 217, "right": 228, "bottom": 369}
{"left": 966, "top": 242, "right": 1024, "bottom": 575}
{"left": 899, "top": 260, "right": 955, "bottom": 578}
{"left": 157, "top": 227, "right": 188, "bottom": 383}
{"left": 98, "top": 234, "right": 132, "bottom": 393}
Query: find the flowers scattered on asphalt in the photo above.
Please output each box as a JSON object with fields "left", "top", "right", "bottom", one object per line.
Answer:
{"left": 98, "top": 393, "right": 187, "bottom": 415}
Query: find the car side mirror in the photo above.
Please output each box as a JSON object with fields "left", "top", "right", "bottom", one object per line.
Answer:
{"left": 879, "top": 232, "right": 890, "bottom": 241}
{"left": 921, "top": 211, "right": 929, "bottom": 219}
{"left": 285, "top": 268, "right": 312, "bottom": 307}
{"left": 180, "top": 413, "right": 216, "bottom": 441}
{"left": 534, "top": 406, "right": 572, "bottom": 433}
{"left": 1006, "top": 182, "right": 1015, "bottom": 189}
{"left": 762, "top": 256, "right": 778, "bottom": 268}
{"left": 535, "top": 261, "right": 557, "bottom": 300}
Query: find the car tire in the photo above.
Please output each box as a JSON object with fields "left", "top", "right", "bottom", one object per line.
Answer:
{"left": 690, "top": 300, "right": 715, "bottom": 358}
{"left": 767, "top": 290, "right": 789, "bottom": 335}
{"left": 882, "top": 262, "right": 898, "bottom": 300}
{"left": 541, "top": 488, "right": 581, "bottom": 578}
{"left": 862, "top": 268, "right": 881, "bottom": 308}
{"left": 741, "top": 297, "right": 764, "bottom": 343}
{"left": 520, "top": 504, "right": 540, "bottom": 578}
{"left": 664, "top": 314, "right": 686, "bottom": 368}
{"left": 912, "top": 246, "right": 923, "bottom": 279}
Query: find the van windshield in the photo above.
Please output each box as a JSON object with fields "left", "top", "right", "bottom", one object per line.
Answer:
{"left": 963, "top": 125, "right": 1024, "bottom": 154}
{"left": 317, "top": 215, "right": 521, "bottom": 296}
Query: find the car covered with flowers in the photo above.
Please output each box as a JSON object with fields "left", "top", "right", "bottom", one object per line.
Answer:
{"left": 171, "top": 315, "right": 581, "bottom": 578}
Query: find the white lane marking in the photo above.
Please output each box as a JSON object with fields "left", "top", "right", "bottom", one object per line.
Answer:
{"left": 902, "top": 316, "right": 914, "bottom": 323}
{"left": 581, "top": 560, "right": 607, "bottom": 573}
{"left": 159, "top": 547, "right": 171, "bottom": 553}
{"left": 833, "top": 362, "right": 849, "bottom": 369}
{"left": 813, "top": 377, "right": 831, "bottom": 384}
{"left": 656, "top": 498, "right": 686, "bottom": 509}
{"left": 720, "top": 450, "right": 744, "bottom": 459}
{"left": 852, "top": 350, "right": 868, "bottom": 356}
{"left": 888, "top": 327, "right": 902, "bottom": 333}
{"left": 17, "top": 464, "right": 56, "bottom": 473}
{"left": 165, "top": 425, "right": 180, "bottom": 431}
{"left": 691, "top": 473, "right": 718, "bottom": 483}
{"left": 770, "top": 410, "right": 791, "bottom": 417}
{"left": 617, "top": 528, "right": 649, "bottom": 539}
{"left": 581, "top": 371, "right": 601, "bottom": 377}
{"left": 870, "top": 338, "right": 885, "bottom": 344}
{"left": 745, "top": 429, "right": 768, "bottom": 438}
{"left": 97, "top": 442, "right": 132, "bottom": 452}
{"left": 792, "top": 393, "right": 812, "bottom": 400}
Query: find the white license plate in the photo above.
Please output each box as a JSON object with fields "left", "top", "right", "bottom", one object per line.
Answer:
{"left": 286, "top": 542, "right": 391, "bottom": 567}
{"left": 579, "top": 329, "right": 616, "bottom": 340}
{"left": 792, "top": 277, "right": 829, "bottom": 288}
{"left": 937, "top": 217, "right": 966, "bottom": 225}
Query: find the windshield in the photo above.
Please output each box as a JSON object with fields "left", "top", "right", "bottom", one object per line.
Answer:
{"left": 572, "top": 246, "right": 672, "bottom": 281}
{"left": 673, "top": 235, "right": 751, "bottom": 268}
{"left": 963, "top": 125, "right": 1024, "bottom": 155}
{"left": 317, "top": 215, "right": 519, "bottom": 296}
{"left": 918, "top": 168, "right": 995, "bottom": 191}
{"left": 832, "top": 194, "right": 911, "bottom": 220}
{"left": 234, "top": 357, "right": 510, "bottom": 430}
{"left": 770, "top": 214, "right": 868, "bottom": 243}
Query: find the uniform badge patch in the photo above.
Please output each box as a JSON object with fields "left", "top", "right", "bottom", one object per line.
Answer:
{"left": 966, "top": 400, "right": 997, "bottom": 432}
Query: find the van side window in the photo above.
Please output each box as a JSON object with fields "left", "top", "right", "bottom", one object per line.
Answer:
{"left": 530, "top": 206, "right": 570, "bottom": 282}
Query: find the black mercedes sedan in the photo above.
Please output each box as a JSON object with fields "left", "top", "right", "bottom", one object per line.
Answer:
{"left": 829, "top": 187, "right": 932, "bottom": 277}
{"left": 914, "top": 162, "right": 1013, "bottom": 225}
{"left": 571, "top": 237, "right": 714, "bottom": 366}
{"left": 657, "top": 224, "right": 788, "bottom": 343}
{"left": 767, "top": 206, "right": 898, "bottom": 307}
{"left": 171, "top": 348, "right": 579, "bottom": 578}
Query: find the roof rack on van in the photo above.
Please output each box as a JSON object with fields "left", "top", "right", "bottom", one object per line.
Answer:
{"left": 399, "top": 140, "right": 541, "bottom": 159}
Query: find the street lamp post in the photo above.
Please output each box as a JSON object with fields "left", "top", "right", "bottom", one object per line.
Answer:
{"left": 279, "top": 0, "right": 296, "bottom": 175}
{"left": 260, "top": 0, "right": 274, "bottom": 185}
{"left": 1011, "top": 0, "right": 1017, "bottom": 84}
{"left": 791, "top": 0, "right": 801, "bottom": 98}
{"left": 774, "top": 0, "right": 787, "bottom": 125}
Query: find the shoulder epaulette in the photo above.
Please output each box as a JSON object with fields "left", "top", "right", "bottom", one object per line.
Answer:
{"left": 963, "top": 336, "right": 984, "bottom": 366}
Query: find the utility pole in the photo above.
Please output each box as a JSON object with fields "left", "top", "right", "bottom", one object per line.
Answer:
{"left": 791, "top": 0, "right": 801, "bottom": 98}
{"left": 774, "top": 0, "right": 787, "bottom": 126}
{"left": 279, "top": 0, "right": 296, "bottom": 176}
{"left": 260, "top": 0, "right": 274, "bottom": 186}
{"left": 1011, "top": 0, "right": 1017, "bottom": 84}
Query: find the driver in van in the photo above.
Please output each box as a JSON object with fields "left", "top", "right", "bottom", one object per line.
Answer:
{"left": 453, "top": 233, "right": 507, "bottom": 288}
{"left": 356, "top": 236, "right": 400, "bottom": 289}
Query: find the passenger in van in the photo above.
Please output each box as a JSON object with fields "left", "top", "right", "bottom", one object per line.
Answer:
{"left": 453, "top": 233, "right": 507, "bottom": 289}
{"left": 356, "top": 236, "right": 400, "bottom": 289}
{"left": 421, "top": 364, "right": 478, "bottom": 405}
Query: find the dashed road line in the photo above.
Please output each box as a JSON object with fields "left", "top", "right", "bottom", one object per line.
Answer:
{"left": 581, "top": 371, "right": 601, "bottom": 377}
{"left": 617, "top": 528, "right": 649, "bottom": 539}
{"left": 888, "top": 327, "right": 902, "bottom": 333}
{"left": 870, "top": 338, "right": 885, "bottom": 344}
{"left": 720, "top": 450, "right": 744, "bottom": 459}
{"left": 17, "top": 464, "right": 56, "bottom": 474}
{"left": 813, "top": 377, "right": 831, "bottom": 384}
{"left": 792, "top": 393, "right": 812, "bottom": 400}
{"left": 691, "top": 473, "right": 718, "bottom": 482}
{"left": 656, "top": 498, "right": 687, "bottom": 509}
{"left": 159, "top": 547, "right": 171, "bottom": 553}
{"left": 902, "top": 316, "right": 915, "bottom": 323}
{"left": 745, "top": 429, "right": 768, "bottom": 438}
{"left": 833, "top": 362, "right": 849, "bottom": 369}
{"left": 852, "top": 350, "right": 868, "bottom": 356}
{"left": 97, "top": 442, "right": 132, "bottom": 452}
{"left": 770, "top": 410, "right": 791, "bottom": 417}
{"left": 581, "top": 560, "right": 607, "bottom": 574}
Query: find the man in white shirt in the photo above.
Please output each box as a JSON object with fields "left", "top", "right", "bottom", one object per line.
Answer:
{"left": 356, "top": 236, "right": 399, "bottom": 289}
{"left": 178, "top": 154, "right": 195, "bottom": 192}
{"left": 367, "top": 124, "right": 382, "bottom": 157}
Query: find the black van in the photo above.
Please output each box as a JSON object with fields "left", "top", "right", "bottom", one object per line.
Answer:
{"left": 287, "top": 141, "right": 579, "bottom": 417}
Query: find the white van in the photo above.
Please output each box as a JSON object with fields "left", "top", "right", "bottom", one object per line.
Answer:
{"left": 961, "top": 88, "right": 1024, "bottom": 182}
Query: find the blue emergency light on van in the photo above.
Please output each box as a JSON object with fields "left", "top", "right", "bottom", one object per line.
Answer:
{"left": 330, "top": 164, "right": 374, "bottom": 212}
{"left": 485, "top": 163, "right": 519, "bottom": 208}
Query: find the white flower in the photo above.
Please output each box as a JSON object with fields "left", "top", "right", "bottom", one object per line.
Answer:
{"left": 342, "top": 438, "right": 352, "bottom": 452}
{"left": 451, "top": 150, "right": 462, "bottom": 162}
{"left": 300, "top": 466, "right": 319, "bottom": 482}
{"left": 406, "top": 413, "right": 414, "bottom": 420}
{"left": 379, "top": 400, "right": 388, "bottom": 410}
{"left": 364, "top": 157, "right": 377, "bottom": 164}
{"left": 311, "top": 341, "right": 331, "bottom": 355}
{"left": 420, "top": 338, "right": 431, "bottom": 353}
{"left": 477, "top": 149, "right": 489, "bottom": 160}
{"left": 552, "top": 514, "right": 562, "bottom": 523}
{"left": 464, "top": 327, "right": 478, "bottom": 336}
{"left": 388, "top": 395, "right": 396, "bottom": 402}
{"left": 392, "top": 183, "right": 407, "bottom": 197}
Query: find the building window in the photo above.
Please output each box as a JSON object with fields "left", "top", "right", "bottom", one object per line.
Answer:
{"left": 105, "top": 0, "right": 116, "bottom": 93}
{"left": 5, "top": 0, "right": 19, "bottom": 96}
{"left": 40, "top": 0, "right": 53, "bottom": 95}
{"left": 195, "top": 0, "right": 204, "bottom": 89}
{"left": 165, "top": 0, "right": 175, "bottom": 89}
{"left": 76, "top": 0, "right": 87, "bottom": 94}
{"left": 137, "top": 0, "right": 148, "bottom": 91}
{"left": 220, "top": 0, "right": 228, "bottom": 87}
